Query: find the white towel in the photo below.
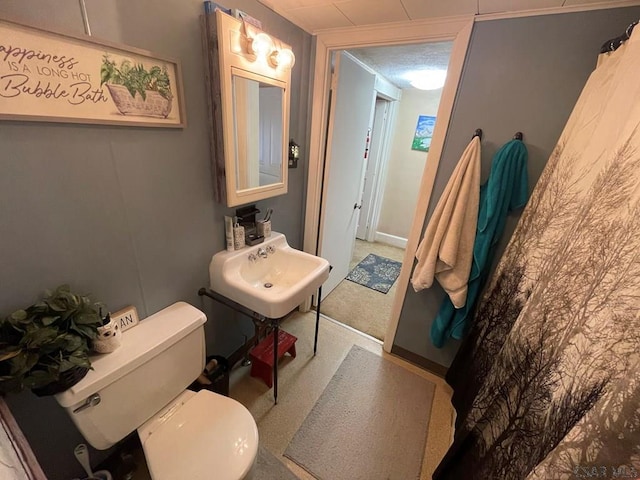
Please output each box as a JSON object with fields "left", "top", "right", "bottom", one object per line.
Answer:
{"left": 411, "top": 136, "right": 481, "bottom": 308}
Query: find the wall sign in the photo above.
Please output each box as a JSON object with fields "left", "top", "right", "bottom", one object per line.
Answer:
{"left": 0, "top": 18, "right": 186, "bottom": 127}
{"left": 110, "top": 305, "right": 140, "bottom": 332}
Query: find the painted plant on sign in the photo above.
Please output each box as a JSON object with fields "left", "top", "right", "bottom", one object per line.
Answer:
{"left": 100, "top": 55, "right": 173, "bottom": 118}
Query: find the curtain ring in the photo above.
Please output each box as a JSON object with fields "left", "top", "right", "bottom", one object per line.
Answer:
{"left": 625, "top": 21, "right": 638, "bottom": 39}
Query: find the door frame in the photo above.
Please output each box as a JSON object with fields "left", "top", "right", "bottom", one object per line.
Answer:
{"left": 360, "top": 92, "right": 400, "bottom": 242}
{"left": 357, "top": 97, "right": 388, "bottom": 241}
{"left": 302, "top": 16, "right": 474, "bottom": 352}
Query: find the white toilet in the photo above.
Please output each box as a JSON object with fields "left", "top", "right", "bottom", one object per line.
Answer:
{"left": 55, "top": 302, "right": 259, "bottom": 480}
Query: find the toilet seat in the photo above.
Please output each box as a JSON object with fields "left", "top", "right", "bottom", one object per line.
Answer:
{"left": 139, "top": 390, "right": 259, "bottom": 480}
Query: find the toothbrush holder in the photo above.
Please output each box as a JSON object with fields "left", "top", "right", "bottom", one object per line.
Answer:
{"left": 257, "top": 220, "right": 271, "bottom": 238}
{"left": 92, "top": 317, "right": 122, "bottom": 354}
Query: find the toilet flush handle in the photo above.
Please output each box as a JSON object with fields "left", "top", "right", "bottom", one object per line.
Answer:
{"left": 73, "top": 393, "right": 101, "bottom": 413}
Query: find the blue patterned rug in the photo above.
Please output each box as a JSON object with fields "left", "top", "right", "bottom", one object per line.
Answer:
{"left": 346, "top": 254, "right": 402, "bottom": 294}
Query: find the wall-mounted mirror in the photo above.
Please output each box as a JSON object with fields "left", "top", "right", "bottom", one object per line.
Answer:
{"left": 232, "top": 72, "right": 285, "bottom": 191}
{"left": 202, "top": 9, "right": 293, "bottom": 207}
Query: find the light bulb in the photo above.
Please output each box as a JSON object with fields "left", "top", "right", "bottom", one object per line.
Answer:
{"left": 248, "top": 32, "right": 273, "bottom": 57}
{"left": 269, "top": 48, "right": 296, "bottom": 69}
{"left": 277, "top": 48, "right": 295, "bottom": 69}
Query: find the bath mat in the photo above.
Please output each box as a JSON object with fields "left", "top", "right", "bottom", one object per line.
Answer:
{"left": 345, "top": 253, "right": 402, "bottom": 293}
{"left": 256, "top": 446, "right": 300, "bottom": 480}
{"left": 284, "top": 345, "right": 435, "bottom": 480}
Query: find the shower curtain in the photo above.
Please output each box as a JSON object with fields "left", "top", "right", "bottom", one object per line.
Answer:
{"left": 434, "top": 31, "right": 640, "bottom": 480}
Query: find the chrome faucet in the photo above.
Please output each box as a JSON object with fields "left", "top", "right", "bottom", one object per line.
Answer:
{"left": 249, "top": 245, "right": 275, "bottom": 262}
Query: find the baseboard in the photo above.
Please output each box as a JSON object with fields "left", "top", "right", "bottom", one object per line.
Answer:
{"left": 390, "top": 345, "right": 449, "bottom": 378}
{"left": 374, "top": 231, "right": 407, "bottom": 249}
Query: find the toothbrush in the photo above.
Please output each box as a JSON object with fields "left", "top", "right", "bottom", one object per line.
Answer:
{"left": 264, "top": 208, "right": 273, "bottom": 222}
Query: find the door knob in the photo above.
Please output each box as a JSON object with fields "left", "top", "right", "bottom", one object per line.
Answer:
{"left": 353, "top": 203, "right": 362, "bottom": 210}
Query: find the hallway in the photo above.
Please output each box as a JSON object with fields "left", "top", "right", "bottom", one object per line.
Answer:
{"left": 320, "top": 240, "right": 404, "bottom": 340}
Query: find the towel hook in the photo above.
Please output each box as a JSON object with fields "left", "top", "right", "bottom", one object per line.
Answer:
{"left": 599, "top": 20, "right": 639, "bottom": 53}
{"left": 472, "top": 128, "right": 483, "bottom": 140}
{"left": 513, "top": 131, "right": 523, "bottom": 141}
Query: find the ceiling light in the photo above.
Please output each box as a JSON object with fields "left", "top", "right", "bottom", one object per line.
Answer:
{"left": 406, "top": 70, "right": 447, "bottom": 90}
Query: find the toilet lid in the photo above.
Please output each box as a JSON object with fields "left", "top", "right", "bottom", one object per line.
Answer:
{"left": 141, "top": 390, "right": 259, "bottom": 480}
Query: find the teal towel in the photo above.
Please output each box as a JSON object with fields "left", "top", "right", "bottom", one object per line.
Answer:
{"left": 430, "top": 139, "right": 529, "bottom": 347}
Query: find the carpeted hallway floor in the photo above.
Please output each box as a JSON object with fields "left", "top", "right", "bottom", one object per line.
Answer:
{"left": 319, "top": 239, "right": 405, "bottom": 340}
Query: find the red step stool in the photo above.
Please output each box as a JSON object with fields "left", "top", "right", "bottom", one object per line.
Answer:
{"left": 249, "top": 329, "right": 297, "bottom": 388}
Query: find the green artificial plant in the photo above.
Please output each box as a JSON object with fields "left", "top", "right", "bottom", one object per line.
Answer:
{"left": 0, "top": 285, "right": 104, "bottom": 395}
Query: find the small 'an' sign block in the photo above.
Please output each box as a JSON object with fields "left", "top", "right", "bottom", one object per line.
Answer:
{"left": 111, "top": 306, "right": 139, "bottom": 332}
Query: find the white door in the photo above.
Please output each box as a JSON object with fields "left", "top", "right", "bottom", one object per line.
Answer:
{"left": 356, "top": 98, "right": 388, "bottom": 240}
{"left": 319, "top": 52, "right": 376, "bottom": 298}
{"left": 258, "top": 86, "right": 283, "bottom": 185}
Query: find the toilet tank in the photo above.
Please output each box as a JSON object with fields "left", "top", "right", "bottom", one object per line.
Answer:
{"left": 55, "top": 302, "right": 207, "bottom": 450}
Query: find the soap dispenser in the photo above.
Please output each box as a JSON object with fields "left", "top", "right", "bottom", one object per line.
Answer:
{"left": 233, "top": 218, "right": 245, "bottom": 250}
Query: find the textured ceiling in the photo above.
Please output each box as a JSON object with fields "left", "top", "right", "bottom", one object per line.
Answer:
{"left": 347, "top": 41, "right": 454, "bottom": 89}
{"left": 256, "top": 0, "right": 636, "bottom": 33}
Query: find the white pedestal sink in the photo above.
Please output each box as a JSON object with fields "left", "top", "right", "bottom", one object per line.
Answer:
{"left": 209, "top": 232, "right": 330, "bottom": 318}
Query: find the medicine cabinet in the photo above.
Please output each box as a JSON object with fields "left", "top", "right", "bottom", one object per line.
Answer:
{"left": 202, "top": 9, "right": 294, "bottom": 207}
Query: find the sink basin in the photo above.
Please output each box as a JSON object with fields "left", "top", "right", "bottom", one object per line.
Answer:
{"left": 209, "top": 232, "right": 330, "bottom": 318}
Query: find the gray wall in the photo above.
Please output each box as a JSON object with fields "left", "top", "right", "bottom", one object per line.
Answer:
{"left": 0, "top": 1, "right": 311, "bottom": 478}
{"left": 393, "top": 6, "right": 640, "bottom": 369}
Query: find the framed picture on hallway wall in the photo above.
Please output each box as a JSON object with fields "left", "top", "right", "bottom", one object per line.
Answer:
{"left": 412, "top": 115, "right": 436, "bottom": 152}
{"left": 0, "top": 17, "right": 186, "bottom": 128}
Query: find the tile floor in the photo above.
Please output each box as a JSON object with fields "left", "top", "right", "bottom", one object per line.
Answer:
{"left": 230, "top": 311, "right": 455, "bottom": 479}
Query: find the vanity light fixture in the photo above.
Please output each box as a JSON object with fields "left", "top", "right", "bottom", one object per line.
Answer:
{"left": 243, "top": 21, "right": 295, "bottom": 70}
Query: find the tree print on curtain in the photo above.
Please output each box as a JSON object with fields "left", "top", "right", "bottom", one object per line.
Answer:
{"left": 435, "top": 33, "right": 640, "bottom": 480}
